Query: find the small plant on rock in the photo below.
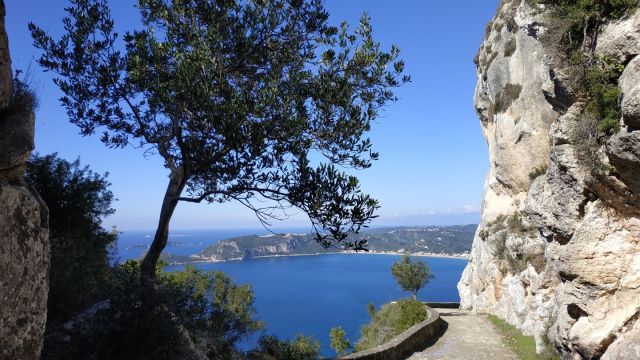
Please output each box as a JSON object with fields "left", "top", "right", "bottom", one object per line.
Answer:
{"left": 529, "top": 165, "right": 547, "bottom": 181}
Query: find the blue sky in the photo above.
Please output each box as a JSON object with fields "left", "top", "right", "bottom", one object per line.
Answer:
{"left": 4, "top": 0, "right": 498, "bottom": 230}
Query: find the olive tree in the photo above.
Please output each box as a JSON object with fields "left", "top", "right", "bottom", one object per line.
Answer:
{"left": 391, "top": 255, "right": 434, "bottom": 300}
{"left": 30, "top": 0, "right": 407, "bottom": 295}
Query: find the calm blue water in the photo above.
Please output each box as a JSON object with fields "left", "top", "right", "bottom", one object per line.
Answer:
{"left": 116, "top": 230, "right": 468, "bottom": 357}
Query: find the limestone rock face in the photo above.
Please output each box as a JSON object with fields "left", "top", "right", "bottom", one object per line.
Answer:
{"left": 0, "top": 185, "right": 49, "bottom": 359}
{"left": 0, "top": 1, "right": 50, "bottom": 359}
{"left": 458, "top": 2, "right": 640, "bottom": 359}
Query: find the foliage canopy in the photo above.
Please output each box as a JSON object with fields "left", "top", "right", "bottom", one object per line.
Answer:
{"left": 251, "top": 334, "right": 320, "bottom": 360}
{"left": 43, "top": 261, "right": 265, "bottom": 360}
{"left": 30, "top": 0, "right": 408, "bottom": 290}
{"left": 391, "top": 255, "right": 434, "bottom": 299}
{"left": 354, "top": 299, "right": 427, "bottom": 352}
{"left": 329, "top": 326, "right": 351, "bottom": 356}
{"left": 26, "top": 153, "right": 117, "bottom": 323}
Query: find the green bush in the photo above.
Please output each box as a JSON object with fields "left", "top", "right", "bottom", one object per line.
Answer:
{"left": 26, "top": 153, "right": 117, "bottom": 324}
{"left": 1, "top": 71, "right": 38, "bottom": 117}
{"left": 537, "top": 0, "right": 636, "bottom": 153}
{"left": 584, "top": 57, "right": 624, "bottom": 135}
{"left": 507, "top": 213, "right": 529, "bottom": 235}
{"left": 598, "top": 116, "right": 620, "bottom": 133}
{"left": 158, "top": 265, "right": 265, "bottom": 355}
{"left": 43, "top": 261, "right": 264, "bottom": 360}
{"left": 355, "top": 299, "right": 428, "bottom": 352}
{"left": 252, "top": 334, "right": 320, "bottom": 360}
{"left": 29, "top": 156, "right": 265, "bottom": 360}
{"left": 529, "top": 165, "right": 547, "bottom": 181}
{"left": 330, "top": 326, "right": 351, "bottom": 356}
{"left": 396, "top": 299, "right": 428, "bottom": 333}
{"left": 355, "top": 303, "right": 400, "bottom": 352}
{"left": 540, "top": 0, "right": 637, "bottom": 52}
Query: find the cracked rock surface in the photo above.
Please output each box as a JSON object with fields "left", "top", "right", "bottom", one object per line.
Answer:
{"left": 0, "top": 1, "right": 50, "bottom": 359}
{"left": 458, "top": 1, "right": 640, "bottom": 359}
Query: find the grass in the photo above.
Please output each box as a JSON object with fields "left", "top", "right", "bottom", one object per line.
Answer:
{"left": 488, "top": 315, "right": 559, "bottom": 360}
{"left": 1, "top": 73, "right": 38, "bottom": 118}
{"left": 488, "top": 315, "right": 537, "bottom": 360}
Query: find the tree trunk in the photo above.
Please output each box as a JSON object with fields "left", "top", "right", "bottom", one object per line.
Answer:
{"left": 412, "top": 291, "right": 417, "bottom": 300}
{"left": 140, "top": 167, "right": 186, "bottom": 297}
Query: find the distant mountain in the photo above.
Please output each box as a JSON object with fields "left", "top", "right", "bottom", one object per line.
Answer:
{"left": 173, "top": 225, "right": 477, "bottom": 263}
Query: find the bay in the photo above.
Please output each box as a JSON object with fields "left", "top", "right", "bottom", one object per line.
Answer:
{"left": 168, "top": 254, "right": 467, "bottom": 357}
{"left": 116, "top": 230, "right": 468, "bottom": 357}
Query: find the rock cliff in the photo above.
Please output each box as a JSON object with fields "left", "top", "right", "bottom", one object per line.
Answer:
{"left": 458, "top": 1, "right": 640, "bottom": 359}
{"left": 0, "top": 1, "right": 50, "bottom": 359}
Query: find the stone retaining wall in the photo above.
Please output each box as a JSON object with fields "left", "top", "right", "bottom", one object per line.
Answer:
{"left": 337, "top": 307, "right": 443, "bottom": 360}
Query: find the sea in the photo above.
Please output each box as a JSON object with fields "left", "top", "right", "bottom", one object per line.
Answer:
{"left": 116, "top": 229, "right": 469, "bottom": 357}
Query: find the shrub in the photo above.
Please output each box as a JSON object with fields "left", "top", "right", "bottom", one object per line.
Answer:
{"left": 354, "top": 299, "right": 427, "bottom": 352}
{"left": 330, "top": 326, "right": 351, "bottom": 356}
{"left": 367, "top": 302, "right": 377, "bottom": 317}
{"left": 529, "top": 165, "right": 547, "bottom": 181}
{"left": 536, "top": 0, "right": 635, "bottom": 159}
{"left": 598, "top": 116, "right": 620, "bottom": 134}
{"left": 507, "top": 213, "right": 528, "bottom": 235}
{"left": 485, "top": 20, "right": 494, "bottom": 39}
{"left": 1, "top": 71, "right": 38, "bottom": 117}
{"left": 505, "top": 16, "right": 518, "bottom": 33}
{"left": 547, "top": 0, "right": 636, "bottom": 46}
{"left": 26, "top": 153, "right": 117, "bottom": 324}
{"left": 29, "top": 156, "right": 265, "bottom": 360}
{"left": 566, "top": 56, "right": 624, "bottom": 172}
{"left": 584, "top": 57, "right": 624, "bottom": 135}
{"left": 157, "top": 265, "right": 265, "bottom": 355}
{"left": 507, "top": 253, "right": 530, "bottom": 274}
{"left": 573, "top": 113, "right": 611, "bottom": 174}
{"left": 485, "top": 214, "right": 537, "bottom": 273}
{"left": 43, "top": 261, "right": 264, "bottom": 360}
{"left": 252, "top": 334, "right": 320, "bottom": 360}
{"left": 396, "top": 299, "right": 428, "bottom": 333}
{"left": 355, "top": 302, "right": 400, "bottom": 352}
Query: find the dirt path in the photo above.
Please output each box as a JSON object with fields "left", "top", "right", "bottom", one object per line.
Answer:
{"left": 406, "top": 308, "right": 518, "bottom": 360}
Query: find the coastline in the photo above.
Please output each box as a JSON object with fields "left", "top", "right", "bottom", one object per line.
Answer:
{"left": 168, "top": 250, "right": 470, "bottom": 265}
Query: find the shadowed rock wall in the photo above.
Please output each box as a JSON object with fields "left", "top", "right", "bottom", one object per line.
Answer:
{"left": 0, "top": 1, "right": 50, "bottom": 359}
